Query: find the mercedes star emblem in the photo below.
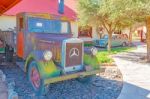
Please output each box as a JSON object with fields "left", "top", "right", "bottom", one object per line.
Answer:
{"left": 69, "top": 48, "right": 79, "bottom": 58}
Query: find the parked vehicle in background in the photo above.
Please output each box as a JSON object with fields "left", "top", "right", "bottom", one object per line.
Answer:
{"left": 94, "top": 34, "right": 128, "bottom": 48}
{"left": 0, "top": 12, "right": 100, "bottom": 95}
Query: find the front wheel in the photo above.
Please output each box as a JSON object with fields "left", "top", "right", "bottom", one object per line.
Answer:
{"left": 28, "top": 61, "right": 46, "bottom": 95}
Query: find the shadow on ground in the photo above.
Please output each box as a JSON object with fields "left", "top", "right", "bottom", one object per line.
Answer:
{"left": 118, "top": 82, "right": 150, "bottom": 99}
{"left": 113, "top": 51, "right": 147, "bottom": 63}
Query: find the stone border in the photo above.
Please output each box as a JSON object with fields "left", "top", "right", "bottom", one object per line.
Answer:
{"left": 100, "top": 62, "right": 116, "bottom": 66}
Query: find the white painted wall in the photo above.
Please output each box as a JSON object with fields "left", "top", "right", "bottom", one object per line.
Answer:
{"left": 0, "top": 15, "right": 16, "bottom": 31}
{"left": 71, "top": 22, "right": 78, "bottom": 37}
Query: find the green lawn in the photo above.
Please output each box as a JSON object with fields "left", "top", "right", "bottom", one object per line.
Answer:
{"left": 96, "top": 47, "right": 135, "bottom": 64}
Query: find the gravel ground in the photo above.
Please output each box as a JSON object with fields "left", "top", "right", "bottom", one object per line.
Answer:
{"left": 0, "top": 54, "right": 123, "bottom": 99}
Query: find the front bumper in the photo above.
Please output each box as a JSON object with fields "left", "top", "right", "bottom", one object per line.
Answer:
{"left": 44, "top": 69, "right": 100, "bottom": 85}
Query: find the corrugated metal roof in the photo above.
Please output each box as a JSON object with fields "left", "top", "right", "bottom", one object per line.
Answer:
{"left": 4, "top": 0, "right": 77, "bottom": 20}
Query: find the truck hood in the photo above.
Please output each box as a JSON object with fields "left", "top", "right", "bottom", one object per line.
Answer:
{"left": 28, "top": 33, "right": 73, "bottom": 62}
{"left": 29, "top": 33, "right": 72, "bottom": 50}
{"left": 30, "top": 33, "right": 72, "bottom": 43}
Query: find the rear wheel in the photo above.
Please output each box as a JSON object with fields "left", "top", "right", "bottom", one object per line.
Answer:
{"left": 28, "top": 61, "right": 47, "bottom": 95}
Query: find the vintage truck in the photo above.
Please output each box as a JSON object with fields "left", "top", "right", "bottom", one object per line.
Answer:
{"left": 0, "top": 12, "right": 100, "bottom": 95}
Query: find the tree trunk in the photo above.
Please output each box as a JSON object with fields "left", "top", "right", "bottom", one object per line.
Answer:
{"left": 107, "top": 32, "right": 112, "bottom": 52}
{"left": 129, "top": 27, "right": 133, "bottom": 46}
{"left": 146, "top": 17, "right": 150, "bottom": 62}
{"left": 96, "top": 26, "right": 101, "bottom": 39}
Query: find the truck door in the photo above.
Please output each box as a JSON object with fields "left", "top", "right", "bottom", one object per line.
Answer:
{"left": 17, "top": 17, "right": 24, "bottom": 58}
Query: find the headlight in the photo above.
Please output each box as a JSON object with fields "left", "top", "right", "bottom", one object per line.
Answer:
{"left": 91, "top": 47, "right": 98, "bottom": 56}
{"left": 43, "top": 51, "right": 52, "bottom": 61}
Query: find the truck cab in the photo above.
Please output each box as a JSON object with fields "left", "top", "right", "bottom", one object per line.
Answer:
{"left": 17, "top": 12, "right": 86, "bottom": 72}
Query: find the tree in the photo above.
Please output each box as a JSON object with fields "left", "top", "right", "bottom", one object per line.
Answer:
{"left": 78, "top": 0, "right": 150, "bottom": 61}
{"left": 77, "top": 0, "right": 135, "bottom": 51}
{"left": 122, "top": 0, "right": 150, "bottom": 61}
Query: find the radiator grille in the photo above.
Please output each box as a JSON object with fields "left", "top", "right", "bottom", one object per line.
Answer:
{"left": 65, "top": 43, "right": 83, "bottom": 67}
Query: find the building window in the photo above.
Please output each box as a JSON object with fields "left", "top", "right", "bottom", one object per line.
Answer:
{"left": 78, "top": 26, "right": 92, "bottom": 38}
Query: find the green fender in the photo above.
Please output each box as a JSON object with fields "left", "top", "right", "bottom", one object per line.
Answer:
{"left": 84, "top": 53, "right": 100, "bottom": 70}
{"left": 25, "top": 53, "right": 60, "bottom": 79}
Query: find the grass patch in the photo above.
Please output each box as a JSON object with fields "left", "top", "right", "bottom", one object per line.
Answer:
{"left": 109, "top": 47, "right": 135, "bottom": 54}
{"left": 96, "top": 47, "right": 135, "bottom": 64}
{"left": 96, "top": 52, "right": 113, "bottom": 64}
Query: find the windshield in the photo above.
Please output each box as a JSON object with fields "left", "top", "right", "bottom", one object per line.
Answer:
{"left": 28, "top": 17, "right": 70, "bottom": 34}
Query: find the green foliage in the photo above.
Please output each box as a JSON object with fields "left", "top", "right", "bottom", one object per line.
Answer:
{"left": 96, "top": 52, "right": 113, "bottom": 63}
{"left": 84, "top": 43, "right": 93, "bottom": 47}
{"left": 78, "top": 0, "right": 150, "bottom": 51}
{"left": 84, "top": 54, "right": 99, "bottom": 69}
{"left": 78, "top": 0, "right": 150, "bottom": 27}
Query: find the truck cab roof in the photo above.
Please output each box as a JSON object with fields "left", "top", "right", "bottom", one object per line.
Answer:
{"left": 17, "top": 12, "right": 72, "bottom": 21}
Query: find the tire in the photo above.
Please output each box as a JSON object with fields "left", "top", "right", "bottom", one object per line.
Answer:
{"left": 5, "top": 45, "right": 14, "bottom": 62}
{"left": 27, "top": 61, "right": 47, "bottom": 95}
{"left": 76, "top": 75, "right": 93, "bottom": 83}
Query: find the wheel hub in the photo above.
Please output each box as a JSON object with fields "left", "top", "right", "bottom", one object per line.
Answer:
{"left": 31, "top": 68, "right": 40, "bottom": 89}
